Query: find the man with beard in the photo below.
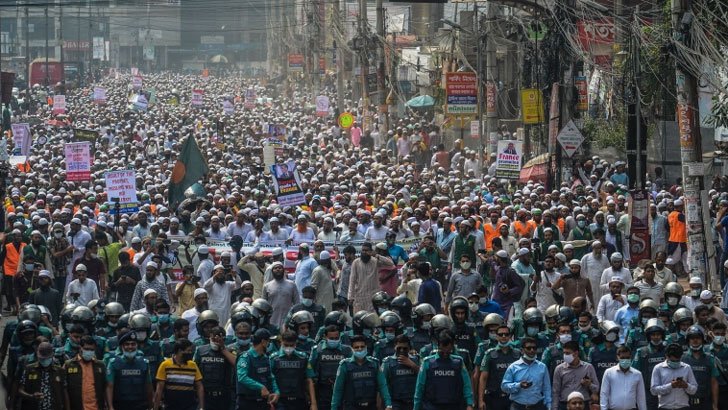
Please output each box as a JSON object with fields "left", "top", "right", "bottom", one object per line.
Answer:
{"left": 293, "top": 244, "right": 317, "bottom": 297}
{"left": 260, "top": 216, "right": 288, "bottom": 244}
{"left": 237, "top": 250, "right": 266, "bottom": 300}
{"left": 66, "top": 218, "right": 91, "bottom": 289}
{"left": 228, "top": 210, "right": 252, "bottom": 240}
{"left": 182, "top": 288, "right": 209, "bottom": 342}
{"left": 310, "top": 250, "right": 336, "bottom": 312}
{"left": 72, "top": 240, "right": 107, "bottom": 293}
{"left": 263, "top": 262, "right": 300, "bottom": 329}
{"left": 365, "top": 212, "right": 389, "bottom": 242}
{"left": 206, "top": 215, "right": 228, "bottom": 240}
{"left": 203, "top": 264, "right": 242, "bottom": 326}
{"left": 110, "top": 251, "right": 142, "bottom": 312}
{"left": 29, "top": 270, "right": 63, "bottom": 324}
{"left": 579, "top": 240, "right": 611, "bottom": 306}
{"left": 552, "top": 260, "right": 595, "bottom": 308}
{"left": 348, "top": 242, "right": 395, "bottom": 312}
{"left": 130, "top": 261, "right": 169, "bottom": 311}
{"left": 132, "top": 210, "right": 151, "bottom": 239}
{"left": 22, "top": 230, "right": 53, "bottom": 276}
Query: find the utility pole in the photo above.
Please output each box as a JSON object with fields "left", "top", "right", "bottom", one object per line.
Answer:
{"left": 44, "top": 6, "right": 49, "bottom": 87}
{"left": 59, "top": 2, "right": 64, "bottom": 86}
{"left": 671, "top": 0, "right": 712, "bottom": 285}
{"left": 311, "top": 0, "right": 321, "bottom": 100}
{"left": 475, "top": 4, "right": 484, "bottom": 170}
{"left": 358, "top": 0, "right": 368, "bottom": 129}
{"left": 25, "top": 6, "right": 29, "bottom": 84}
{"left": 333, "top": 0, "right": 344, "bottom": 112}
{"left": 376, "top": 0, "right": 387, "bottom": 133}
{"left": 485, "top": 4, "right": 497, "bottom": 157}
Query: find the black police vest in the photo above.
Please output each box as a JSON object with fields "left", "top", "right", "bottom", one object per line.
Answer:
{"left": 316, "top": 345, "right": 351, "bottom": 385}
{"left": 454, "top": 323, "right": 478, "bottom": 359}
{"left": 195, "top": 345, "right": 232, "bottom": 390}
{"left": 423, "top": 356, "right": 463, "bottom": 405}
{"left": 343, "top": 359, "right": 379, "bottom": 403}
{"left": 375, "top": 339, "right": 395, "bottom": 362}
{"left": 590, "top": 345, "right": 619, "bottom": 382}
{"left": 547, "top": 345, "right": 564, "bottom": 378}
{"left": 111, "top": 357, "right": 149, "bottom": 402}
{"left": 712, "top": 347, "right": 728, "bottom": 385}
{"left": 411, "top": 329, "right": 431, "bottom": 352}
{"left": 140, "top": 341, "right": 162, "bottom": 377}
{"left": 682, "top": 352, "right": 711, "bottom": 398}
{"left": 272, "top": 353, "right": 308, "bottom": 398}
{"left": 383, "top": 356, "right": 418, "bottom": 401}
{"left": 637, "top": 345, "right": 665, "bottom": 388}
{"left": 484, "top": 348, "right": 520, "bottom": 393}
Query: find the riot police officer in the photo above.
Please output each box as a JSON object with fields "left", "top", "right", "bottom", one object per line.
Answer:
{"left": 708, "top": 322, "right": 728, "bottom": 408}
{"left": 195, "top": 309, "right": 220, "bottom": 346}
{"left": 472, "top": 313, "right": 504, "bottom": 397}
{"left": 542, "top": 322, "right": 579, "bottom": 379}
{"left": 420, "top": 314, "right": 474, "bottom": 371}
{"left": 449, "top": 297, "right": 480, "bottom": 360}
{"left": 477, "top": 324, "right": 519, "bottom": 410}
{"left": 286, "top": 286, "right": 326, "bottom": 335}
{"left": 374, "top": 311, "right": 403, "bottom": 361}
{"left": 160, "top": 318, "right": 190, "bottom": 358}
{"left": 660, "top": 281, "right": 686, "bottom": 317}
{"left": 632, "top": 318, "right": 668, "bottom": 409}
{"left": 331, "top": 334, "right": 393, "bottom": 410}
{"left": 288, "top": 310, "right": 316, "bottom": 354}
{"left": 129, "top": 313, "right": 162, "bottom": 381}
{"left": 352, "top": 310, "right": 381, "bottom": 354}
{"left": 391, "top": 294, "right": 414, "bottom": 330}
{"left": 588, "top": 320, "right": 620, "bottom": 384}
{"left": 671, "top": 307, "right": 694, "bottom": 349}
{"left": 227, "top": 321, "right": 253, "bottom": 361}
{"left": 415, "top": 330, "right": 475, "bottom": 410}
{"left": 70, "top": 306, "right": 107, "bottom": 359}
{"left": 372, "top": 290, "right": 393, "bottom": 316}
{"left": 251, "top": 298, "right": 279, "bottom": 336}
{"left": 625, "top": 299, "right": 659, "bottom": 351}
{"left": 104, "top": 313, "right": 130, "bottom": 360}
{"left": 410, "top": 303, "right": 436, "bottom": 352}
{"left": 521, "top": 308, "right": 551, "bottom": 356}
{"left": 106, "top": 331, "right": 153, "bottom": 410}
{"left": 466, "top": 293, "right": 486, "bottom": 340}
{"left": 315, "top": 310, "right": 352, "bottom": 345}
{"left": 308, "top": 324, "right": 353, "bottom": 410}
{"left": 271, "top": 330, "right": 316, "bottom": 410}
{"left": 236, "top": 328, "right": 280, "bottom": 410}
{"left": 382, "top": 334, "right": 420, "bottom": 410}
{"left": 97, "top": 302, "right": 125, "bottom": 338}
{"left": 682, "top": 325, "right": 719, "bottom": 410}
{"left": 194, "top": 325, "right": 236, "bottom": 409}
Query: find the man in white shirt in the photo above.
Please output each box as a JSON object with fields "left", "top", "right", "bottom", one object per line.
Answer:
{"left": 66, "top": 217, "right": 92, "bottom": 289}
{"left": 599, "top": 252, "right": 632, "bottom": 296}
{"left": 581, "top": 241, "right": 611, "bottom": 303}
{"left": 227, "top": 210, "right": 252, "bottom": 239}
{"left": 203, "top": 264, "right": 242, "bottom": 326}
{"left": 195, "top": 245, "right": 214, "bottom": 283}
{"left": 600, "top": 346, "right": 647, "bottom": 410}
{"left": 181, "top": 288, "right": 209, "bottom": 342}
{"left": 650, "top": 343, "right": 698, "bottom": 409}
{"left": 597, "top": 276, "right": 626, "bottom": 322}
{"left": 66, "top": 263, "right": 99, "bottom": 305}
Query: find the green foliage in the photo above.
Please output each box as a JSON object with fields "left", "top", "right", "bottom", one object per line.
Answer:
{"left": 582, "top": 114, "right": 626, "bottom": 154}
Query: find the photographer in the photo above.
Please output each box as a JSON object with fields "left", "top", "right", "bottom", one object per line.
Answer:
{"left": 203, "top": 263, "right": 241, "bottom": 326}
{"left": 175, "top": 265, "right": 200, "bottom": 313}
{"left": 110, "top": 251, "right": 142, "bottom": 311}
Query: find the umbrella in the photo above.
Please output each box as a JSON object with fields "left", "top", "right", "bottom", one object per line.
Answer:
{"left": 406, "top": 95, "right": 435, "bottom": 108}
{"left": 519, "top": 153, "right": 549, "bottom": 183}
{"left": 209, "top": 54, "right": 228, "bottom": 64}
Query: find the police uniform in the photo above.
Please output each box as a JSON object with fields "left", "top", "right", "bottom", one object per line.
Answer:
{"left": 472, "top": 340, "right": 496, "bottom": 370}
{"left": 271, "top": 348, "right": 311, "bottom": 410}
{"left": 194, "top": 344, "right": 234, "bottom": 410}
{"left": 625, "top": 327, "right": 648, "bottom": 352}
{"left": 410, "top": 329, "right": 431, "bottom": 353}
{"left": 682, "top": 348, "right": 720, "bottom": 410}
{"left": 419, "top": 344, "right": 474, "bottom": 372}
{"left": 373, "top": 337, "right": 396, "bottom": 362}
{"left": 287, "top": 303, "right": 326, "bottom": 335}
{"left": 452, "top": 322, "right": 480, "bottom": 360}
{"left": 414, "top": 352, "right": 475, "bottom": 410}
{"left": 541, "top": 343, "right": 564, "bottom": 379}
{"left": 236, "top": 348, "right": 279, "bottom": 410}
{"left": 382, "top": 354, "right": 419, "bottom": 410}
{"left": 331, "top": 355, "right": 392, "bottom": 410}
{"left": 308, "top": 341, "right": 353, "bottom": 410}
{"left": 588, "top": 343, "right": 619, "bottom": 383}
{"left": 632, "top": 343, "right": 666, "bottom": 409}
{"left": 107, "top": 350, "right": 152, "bottom": 410}
{"left": 709, "top": 343, "right": 728, "bottom": 410}
{"left": 138, "top": 339, "right": 163, "bottom": 385}
{"left": 295, "top": 336, "right": 316, "bottom": 355}
{"left": 480, "top": 346, "right": 520, "bottom": 409}
{"left": 160, "top": 335, "right": 178, "bottom": 358}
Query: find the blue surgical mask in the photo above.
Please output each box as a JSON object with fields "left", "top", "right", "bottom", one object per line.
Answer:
{"left": 158, "top": 314, "right": 170, "bottom": 324}
{"left": 619, "top": 359, "right": 631, "bottom": 369}
{"left": 353, "top": 350, "right": 367, "bottom": 359}
{"left": 237, "top": 337, "right": 251, "bottom": 347}
{"left": 302, "top": 298, "right": 313, "bottom": 307}
{"left": 81, "top": 349, "right": 95, "bottom": 361}
{"left": 298, "top": 334, "right": 308, "bottom": 341}
{"left": 362, "top": 329, "right": 372, "bottom": 337}
{"left": 123, "top": 350, "right": 137, "bottom": 360}
{"left": 39, "top": 358, "right": 53, "bottom": 367}
{"left": 526, "top": 327, "right": 539, "bottom": 337}
{"left": 281, "top": 346, "right": 295, "bottom": 355}
{"left": 384, "top": 332, "right": 395, "bottom": 341}
{"left": 668, "top": 360, "right": 681, "bottom": 369}
{"left": 326, "top": 339, "right": 340, "bottom": 349}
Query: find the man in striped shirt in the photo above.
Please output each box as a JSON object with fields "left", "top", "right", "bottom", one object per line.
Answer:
{"left": 154, "top": 338, "right": 204, "bottom": 410}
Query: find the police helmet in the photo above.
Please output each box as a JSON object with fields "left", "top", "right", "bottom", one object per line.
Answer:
{"left": 324, "top": 311, "right": 348, "bottom": 331}
{"left": 17, "top": 319, "right": 38, "bottom": 335}
{"left": 644, "top": 318, "right": 666, "bottom": 334}
{"left": 251, "top": 299, "right": 273, "bottom": 324}
{"left": 372, "top": 291, "right": 393, "bottom": 310}
{"left": 87, "top": 299, "right": 99, "bottom": 310}
{"left": 198, "top": 310, "right": 220, "bottom": 327}
{"left": 19, "top": 304, "right": 42, "bottom": 324}
{"left": 412, "top": 303, "right": 437, "bottom": 327}
{"left": 104, "top": 302, "right": 125, "bottom": 317}
{"left": 483, "top": 313, "right": 505, "bottom": 328}
{"left": 686, "top": 325, "right": 705, "bottom": 341}
{"left": 379, "top": 311, "right": 402, "bottom": 330}
{"left": 557, "top": 306, "right": 575, "bottom": 324}
{"left": 289, "top": 310, "right": 315, "bottom": 329}
{"left": 448, "top": 297, "right": 469, "bottom": 316}
{"left": 71, "top": 306, "right": 95, "bottom": 324}
{"left": 639, "top": 299, "right": 659, "bottom": 313}
{"left": 544, "top": 304, "right": 560, "bottom": 321}
{"left": 429, "top": 314, "right": 454, "bottom": 337}
{"left": 599, "top": 320, "right": 620, "bottom": 336}
{"left": 37, "top": 305, "right": 53, "bottom": 323}
{"left": 231, "top": 306, "right": 258, "bottom": 330}
{"left": 664, "top": 282, "right": 683, "bottom": 297}
{"left": 673, "top": 307, "right": 693, "bottom": 325}
{"left": 522, "top": 308, "right": 544, "bottom": 326}
{"left": 117, "top": 313, "right": 131, "bottom": 330}
{"left": 390, "top": 295, "right": 413, "bottom": 319}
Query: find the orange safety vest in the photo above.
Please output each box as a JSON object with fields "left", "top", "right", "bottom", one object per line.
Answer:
{"left": 483, "top": 222, "right": 502, "bottom": 251}
{"left": 668, "top": 211, "right": 687, "bottom": 243}
{"left": 512, "top": 220, "right": 536, "bottom": 239}
{"left": 556, "top": 218, "right": 566, "bottom": 237}
{"left": 4, "top": 242, "right": 25, "bottom": 277}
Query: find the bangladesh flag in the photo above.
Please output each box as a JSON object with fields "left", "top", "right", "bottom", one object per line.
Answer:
{"left": 168, "top": 136, "right": 208, "bottom": 209}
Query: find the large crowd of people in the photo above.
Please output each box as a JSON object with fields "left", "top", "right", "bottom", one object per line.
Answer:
{"left": 0, "top": 70, "right": 727, "bottom": 410}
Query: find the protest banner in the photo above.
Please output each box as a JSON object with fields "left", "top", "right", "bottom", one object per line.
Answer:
{"left": 244, "top": 88, "right": 256, "bottom": 109}
{"left": 315, "top": 95, "right": 330, "bottom": 117}
{"left": 52, "top": 95, "right": 66, "bottom": 115}
{"left": 267, "top": 124, "right": 287, "bottom": 141}
{"left": 64, "top": 142, "right": 91, "bottom": 181}
{"left": 133, "top": 94, "right": 148, "bottom": 111}
{"left": 495, "top": 140, "right": 524, "bottom": 180}
{"left": 74, "top": 128, "right": 99, "bottom": 145}
{"left": 105, "top": 169, "right": 139, "bottom": 214}
{"left": 11, "top": 123, "right": 31, "bottom": 156}
{"left": 271, "top": 160, "right": 305, "bottom": 206}
{"left": 222, "top": 100, "right": 234, "bottom": 115}
{"left": 191, "top": 89, "right": 204, "bottom": 107}
{"left": 93, "top": 87, "right": 107, "bottom": 104}
{"left": 132, "top": 75, "right": 143, "bottom": 89}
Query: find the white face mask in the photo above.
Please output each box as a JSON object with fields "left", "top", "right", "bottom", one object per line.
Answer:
{"left": 469, "top": 303, "right": 478, "bottom": 313}
{"left": 563, "top": 353, "right": 575, "bottom": 364}
{"left": 135, "top": 331, "right": 147, "bottom": 342}
{"left": 559, "top": 334, "right": 572, "bottom": 344}
{"left": 460, "top": 262, "right": 471, "bottom": 270}
{"left": 713, "top": 336, "right": 725, "bottom": 345}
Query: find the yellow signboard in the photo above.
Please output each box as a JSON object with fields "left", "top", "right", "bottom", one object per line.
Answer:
{"left": 521, "top": 89, "right": 545, "bottom": 125}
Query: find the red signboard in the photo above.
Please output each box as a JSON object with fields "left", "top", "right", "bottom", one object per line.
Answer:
{"left": 486, "top": 81, "right": 497, "bottom": 117}
{"left": 576, "top": 18, "right": 614, "bottom": 48}
{"left": 288, "top": 54, "right": 304, "bottom": 72}
{"left": 445, "top": 72, "right": 478, "bottom": 115}
{"left": 575, "top": 76, "right": 588, "bottom": 111}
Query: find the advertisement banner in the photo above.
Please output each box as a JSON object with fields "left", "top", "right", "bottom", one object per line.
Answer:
{"left": 105, "top": 170, "right": 139, "bottom": 214}
{"left": 52, "top": 95, "right": 66, "bottom": 115}
{"left": 445, "top": 72, "right": 477, "bottom": 114}
{"left": 93, "top": 87, "right": 107, "bottom": 104}
{"left": 64, "top": 142, "right": 91, "bottom": 181}
{"left": 470, "top": 120, "right": 479, "bottom": 139}
{"left": 486, "top": 81, "right": 497, "bottom": 117}
{"left": 521, "top": 88, "right": 544, "bottom": 124}
{"left": 271, "top": 160, "right": 306, "bottom": 206}
{"left": 244, "top": 88, "right": 256, "bottom": 109}
{"left": 288, "top": 54, "right": 304, "bottom": 72}
{"left": 575, "top": 76, "right": 588, "bottom": 111}
{"left": 11, "top": 123, "right": 31, "bottom": 156}
{"left": 267, "top": 124, "right": 287, "bottom": 140}
{"left": 315, "top": 95, "right": 330, "bottom": 117}
{"left": 495, "top": 140, "right": 524, "bottom": 180}
{"left": 191, "top": 89, "right": 204, "bottom": 107}
{"left": 629, "top": 189, "right": 651, "bottom": 266}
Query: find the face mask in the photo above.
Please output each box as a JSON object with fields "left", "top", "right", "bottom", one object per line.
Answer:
{"left": 679, "top": 330, "right": 687, "bottom": 337}
{"left": 489, "top": 331, "right": 498, "bottom": 341}
{"left": 82, "top": 350, "right": 95, "bottom": 361}
{"left": 460, "top": 262, "right": 471, "bottom": 270}
{"left": 326, "top": 339, "right": 340, "bottom": 349}
{"left": 577, "top": 221, "right": 586, "bottom": 228}
{"left": 690, "top": 344, "right": 703, "bottom": 351}
{"left": 108, "top": 321, "right": 118, "bottom": 329}
{"left": 135, "top": 331, "right": 147, "bottom": 342}
{"left": 90, "top": 253, "right": 98, "bottom": 259}
{"left": 421, "top": 322, "right": 431, "bottom": 331}
{"left": 559, "top": 334, "right": 572, "bottom": 344}
{"left": 302, "top": 298, "right": 313, "bottom": 307}
{"left": 578, "top": 324, "right": 591, "bottom": 332}
{"left": 563, "top": 353, "right": 575, "bottom": 364}
{"left": 498, "top": 341, "right": 509, "bottom": 348}
{"left": 523, "top": 353, "right": 536, "bottom": 361}
{"left": 650, "top": 339, "right": 663, "bottom": 346}
{"left": 527, "top": 327, "right": 539, "bottom": 337}
{"left": 641, "top": 318, "right": 650, "bottom": 326}
{"left": 627, "top": 294, "right": 640, "bottom": 304}
{"left": 282, "top": 346, "right": 295, "bottom": 355}
{"left": 479, "top": 297, "right": 487, "bottom": 304}
{"left": 714, "top": 336, "right": 725, "bottom": 345}
{"left": 237, "top": 337, "right": 251, "bottom": 347}
{"left": 39, "top": 358, "right": 53, "bottom": 367}
{"left": 298, "top": 334, "right": 308, "bottom": 341}
{"left": 667, "top": 297, "right": 679, "bottom": 306}
{"left": 384, "top": 332, "right": 395, "bottom": 341}
{"left": 469, "top": 303, "right": 478, "bottom": 313}
{"left": 54, "top": 232, "right": 63, "bottom": 239}
{"left": 691, "top": 289, "right": 701, "bottom": 297}
{"left": 668, "top": 360, "right": 681, "bottom": 369}
{"left": 619, "top": 359, "right": 631, "bottom": 369}
{"left": 123, "top": 350, "right": 137, "bottom": 360}
{"left": 182, "top": 352, "right": 194, "bottom": 362}
{"left": 353, "top": 350, "right": 367, "bottom": 359}
{"left": 24, "top": 263, "right": 34, "bottom": 271}
{"left": 210, "top": 343, "right": 220, "bottom": 351}
{"left": 606, "top": 332, "right": 618, "bottom": 342}
{"left": 158, "top": 314, "right": 170, "bottom": 324}
{"left": 362, "top": 329, "right": 372, "bottom": 337}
